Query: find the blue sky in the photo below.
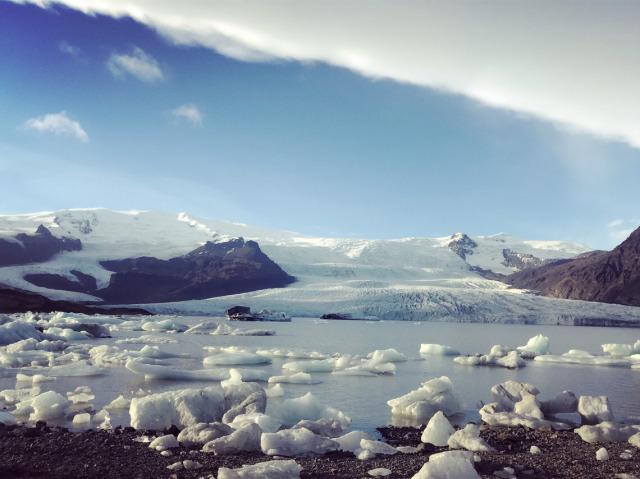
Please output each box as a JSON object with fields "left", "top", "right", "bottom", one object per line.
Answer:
{"left": 1, "top": 1, "right": 639, "bottom": 249}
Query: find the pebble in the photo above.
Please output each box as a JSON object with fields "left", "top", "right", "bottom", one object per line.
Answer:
{"left": 530, "top": 445, "right": 542, "bottom": 455}
{"left": 368, "top": 468, "right": 392, "bottom": 477}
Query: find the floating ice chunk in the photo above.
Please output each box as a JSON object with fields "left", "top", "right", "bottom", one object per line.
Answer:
{"left": 420, "top": 344, "right": 460, "bottom": 356}
{"left": 530, "top": 445, "right": 542, "bottom": 454}
{"left": 368, "top": 349, "right": 407, "bottom": 363}
{"left": 596, "top": 447, "right": 609, "bottom": 461}
{"left": 266, "top": 384, "right": 285, "bottom": 398}
{"left": 602, "top": 341, "right": 640, "bottom": 357}
{"left": 15, "top": 373, "right": 55, "bottom": 384}
{"left": 72, "top": 412, "right": 91, "bottom": 430}
{"left": 0, "top": 387, "right": 38, "bottom": 405}
{"left": 0, "top": 411, "right": 17, "bottom": 425}
{"left": 217, "top": 459, "right": 302, "bottom": 479}
{"left": 6, "top": 338, "right": 66, "bottom": 353}
{"left": 230, "top": 413, "right": 281, "bottom": 433}
{"left": 411, "top": 450, "right": 480, "bottom": 479}
{"left": 104, "top": 395, "right": 131, "bottom": 410}
{"left": 578, "top": 396, "right": 614, "bottom": 424}
{"left": 177, "top": 422, "right": 233, "bottom": 446}
{"left": 387, "top": 376, "right": 461, "bottom": 423}
{"left": 261, "top": 427, "right": 339, "bottom": 456}
{"left": 271, "top": 392, "right": 351, "bottom": 428}
{"left": 256, "top": 348, "right": 328, "bottom": 360}
{"left": 149, "top": 434, "right": 179, "bottom": 451}
{"left": 202, "top": 423, "right": 262, "bottom": 454}
{"left": 447, "top": 424, "right": 494, "bottom": 452}
{"left": 185, "top": 320, "right": 220, "bottom": 334}
{"left": 268, "top": 372, "right": 320, "bottom": 385}
{"left": 67, "top": 386, "right": 94, "bottom": 404}
{"left": 540, "top": 391, "right": 578, "bottom": 415}
{"left": 368, "top": 468, "right": 392, "bottom": 477}
{"left": 44, "top": 326, "right": 92, "bottom": 341}
{"left": 421, "top": 411, "right": 454, "bottom": 446}
{"left": 575, "top": 421, "right": 640, "bottom": 443}
{"left": 293, "top": 418, "right": 343, "bottom": 437}
{"left": 130, "top": 386, "right": 225, "bottom": 430}
{"left": 116, "top": 335, "right": 176, "bottom": 345}
{"left": 126, "top": 358, "right": 228, "bottom": 381}
{"left": 454, "top": 351, "right": 525, "bottom": 369}
{"left": 21, "top": 390, "right": 71, "bottom": 422}
{"left": 222, "top": 368, "right": 270, "bottom": 385}
{"left": 397, "top": 445, "right": 421, "bottom": 454}
{"left": 209, "top": 323, "right": 276, "bottom": 336}
{"left": 203, "top": 352, "right": 271, "bottom": 367}
{"left": 534, "top": 350, "right": 630, "bottom": 367}
{"left": 46, "top": 360, "right": 107, "bottom": 377}
{"left": 282, "top": 359, "right": 334, "bottom": 374}
{"left": 137, "top": 345, "right": 189, "bottom": 359}
{"left": 358, "top": 438, "right": 398, "bottom": 457}
{"left": 517, "top": 334, "right": 550, "bottom": 357}
{"left": 0, "top": 321, "right": 44, "bottom": 346}
{"left": 335, "top": 431, "right": 374, "bottom": 452}
{"left": 141, "top": 319, "right": 187, "bottom": 333}
{"left": 491, "top": 381, "right": 540, "bottom": 409}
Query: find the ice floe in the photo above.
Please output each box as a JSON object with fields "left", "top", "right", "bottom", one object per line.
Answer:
{"left": 420, "top": 344, "right": 460, "bottom": 356}
{"left": 203, "top": 351, "right": 271, "bottom": 367}
{"left": 268, "top": 372, "right": 320, "bottom": 385}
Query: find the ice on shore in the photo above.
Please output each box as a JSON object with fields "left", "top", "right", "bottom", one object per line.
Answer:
{"left": 447, "top": 424, "right": 494, "bottom": 452}
{"left": 272, "top": 392, "right": 351, "bottom": 428}
{"left": 229, "top": 412, "right": 281, "bottom": 434}
{"left": 596, "top": 447, "right": 609, "bottom": 461}
{"left": 0, "top": 411, "right": 17, "bottom": 425}
{"left": 368, "top": 468, "right": 392, "bottom": 477}
{"left": 261, "top": 427, "right": 340, "bottom": 456}
{"left": 293, "top": 417, "right": 343, "bottom": 437}
{"left": 177, "top": 422, "right": 233, "bottom": 446}
{"left": 130, "top": 386, "right": 225, "bottom": 430}
{"left": 358, "top": 438, "right": 398, "bottom": 458}
{"left": 387, "top": 376, "right": 461, "bottom": 423}
{"left": 421, "top": 410, "right": 454, "bottom": 446}
{"left": 217, "top": 459, "right": 302, "bottom": 479}
{"left": 411, "top": 450, "right": 480, "bottom": 479}
{"left": 72, "top": 412, "right": 91, "bottom": 430}
{"left": 268, "top": 372, "right": 320, "bottom": 385}
{"left": 575, "top": 421, "right": 640, "bottom": 443}
{"left": 420, "top": 344, "right": 460, "bottom": 356}
{"left": 149, "top": 434, "right": 179, "bottom": 451}
{"left": 202, "top": 423, "right": 262, "bottom": 454}
{"left": 335, "top": 430, "right": 374, "bottom": 452}
{"left": 15, "top": 390, "right": 71, "bottom": 422}
{"left": 578, "top": 395, "right": 614, "bottom": 424}
{"left": 479, "top": 380, "right": 574, "bottom": 431}
{"left": 530, "top": 445, "right": 542, "bottom": 454}
{"left": 630, "top": 432, "right": 640, "bottom": 448}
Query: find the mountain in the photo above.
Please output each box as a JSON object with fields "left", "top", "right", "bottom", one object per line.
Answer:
{"left": 507, "top": 227, "right": 640, "bottom": 307}
{"left": 0, "top": 225, "right": 81, "bottom": 266}
{"left": 1, "top": 209, "right": 639, "bottom": 325}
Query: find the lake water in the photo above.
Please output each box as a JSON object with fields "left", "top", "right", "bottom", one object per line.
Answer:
{"left": 3, "top": 317, "right": 640, "bottom": 433}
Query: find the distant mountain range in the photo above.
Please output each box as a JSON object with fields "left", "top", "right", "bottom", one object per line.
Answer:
{"left": 0, "top": 209, "right": 638, "bottom": 325}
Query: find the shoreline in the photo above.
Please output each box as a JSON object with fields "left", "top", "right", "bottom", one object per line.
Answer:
{"left": 1, "top": 423, "right": 638, "bottom": 479}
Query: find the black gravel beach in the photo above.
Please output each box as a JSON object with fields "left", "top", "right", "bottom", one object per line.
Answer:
{"left": 1, "top": 423, "right": 638, "bottom": 479}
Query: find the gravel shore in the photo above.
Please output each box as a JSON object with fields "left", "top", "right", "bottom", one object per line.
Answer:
{"left": 1, "top": 422, "right": 638, "bottom": 479}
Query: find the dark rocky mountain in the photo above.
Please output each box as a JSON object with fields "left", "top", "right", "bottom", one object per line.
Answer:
{"left": 447, "top": 233, "right": 477, "bottom": 260}
{"left": 501, "top": 248, "right": 546, "bottom": 270}
{"left": 95, "top": 238, "right": 295, "bottom": 304}
{"left": 0, "top": 286, "right": 150, "bottom": 315}
{"left": 24, "top": 270, "right": 98, "bottom": 293}
{"left": 0, "top": 225, "right": 81, "bottom": 266}
{"left": 507, "top": 227, "right": 640, "bottom": 306}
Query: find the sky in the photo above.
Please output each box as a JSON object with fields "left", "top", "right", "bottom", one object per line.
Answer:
{"left": 1, "top": 1, "right": 639, "bottom": 249}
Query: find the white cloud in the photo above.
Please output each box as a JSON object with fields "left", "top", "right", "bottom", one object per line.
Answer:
{"left": 23, "top": 111, "right": 89, "bottom": 142}
{"left": 170, "top": 103, "right": 203, "bottom": 125}
{"left": 107, "top": 47, "right": 164, "bottom": 82}
{"left": 58, "top": 40, "right": 81, "bottom": 57}
{"left": 13, "top": 1, "right": 640, "bottom": 147}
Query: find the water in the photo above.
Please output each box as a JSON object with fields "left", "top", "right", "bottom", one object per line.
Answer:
{"left": 4, "top": 317, "right": 640, "bottom": 432}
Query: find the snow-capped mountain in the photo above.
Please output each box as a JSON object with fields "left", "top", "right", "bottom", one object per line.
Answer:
{"left": 1, "top": 208, "right": 639, "bottom": 325}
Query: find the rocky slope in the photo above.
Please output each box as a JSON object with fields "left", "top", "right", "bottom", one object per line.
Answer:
{"left": 508, "top": 227, "right": 640, "bottom": 306}
{"left": 0, "top": 225, "right": 81, "bottom": 267}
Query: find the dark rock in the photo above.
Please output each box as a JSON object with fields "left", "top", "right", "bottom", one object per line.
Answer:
{"left": 96, "top": 238, "right": 295, "bottom": 304}
{"left": 507, "top": 227, "right": 640, "bottom": 307}
{"left": 24, "top": 270, "right": 97, "bottom": 294}
{"left": 0, "top": 225, "right": 81, "bottom": 267}
{"left": 447, "top": 232, "right": 477, "bottom": 260}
